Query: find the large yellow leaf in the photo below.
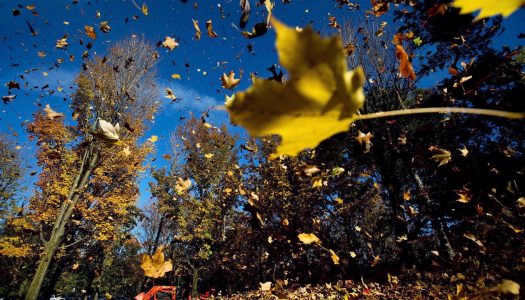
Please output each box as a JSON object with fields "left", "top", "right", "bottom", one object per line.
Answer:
{"left": 453, "top": 0, "right": 525, "bottom": 19}
{"left": 140, "top": 246, "right": 173, "bottom": 278}
{"left": 226, "top": 19, "right": 365, "bottom": 158}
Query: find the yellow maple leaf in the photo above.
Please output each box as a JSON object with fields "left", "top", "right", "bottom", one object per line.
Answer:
{"left": 453, "top": 0, "right": 525, "bottom": 20}
{"left": 140, "top": 246, "right": 173, "bottom": 278}
{"left": 221, "top": 71, "right": 241, "bottom": 90}
{"left": 312, "top": 178, "right": 323, "bottom": 188}
{"left": 226, "top": 18, "right": 365, "bottom": 159}
{"left": 297, "top": 233, "right": 321, "bottom": 245}
{"left": 429, "top": 146, "right": 452, "bottom": 166}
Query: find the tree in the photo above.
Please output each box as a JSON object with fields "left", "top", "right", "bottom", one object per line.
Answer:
{"left": 24, "top": 37, "right": 159, "bottom": 300}
{"left": 0, "top": 132, "right": 22, "bottom": 221}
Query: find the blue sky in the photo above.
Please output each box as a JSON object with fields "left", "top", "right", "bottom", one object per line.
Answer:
{"left": 1, "top": 0, "right": 524, "bottom": 207}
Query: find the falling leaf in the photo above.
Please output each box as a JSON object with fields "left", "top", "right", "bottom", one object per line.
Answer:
{"left": 175, "top": 178, "right": 191, "bottom": 194}
{"left": 56, "top": 37, "right": 69, "bottom": 49}
{"left": 335, "top": 198, "right": 344, "bottom": 204}
{"left": 370, "top": 0, "right": 389, "bottom": 17}
{"left": 165, "top": 88, "right": 177, "bottom": 101}
{"left": 264, "top": 0, "right": 274, "bottom": 24}
{"left": 241, "top": 22, "right": 269, "bottom": 39}
{"left": 395, "top": 45, "right": 416, "bottom": 81}
{"left": 463, "top": 233, "right": 485, "bottom": 248}
{"left": 192, "top": 19, "right": 201, "bottom": 40}
{"left": 204, "top": 153, "right": 214, "bottom": 159}
{"left": 453, "top": 0, "right": 524, "bottom": 20}
{"left": 259, "top": 281, "right": 272, "bottom": 291}
{"left": 221, "top": 71, "right": 241, "bottom": 90}
{"left": 239, "top": 0, "right": 251, "bottom": 28}
{"left": 429, "top": 146, "right": 451, "bottom": 166}
{"left": 99, "top": 21, "right": 111, "bottom": 33}
{"left": 206, "top": 20, "right": 218, "bottom": 38}
{"left": 371, "top": 255, "right": 381, "bottom": 267}
{"left": 517, "top": 197, "right": 525, "bottom": 208}
{"left": 328, "top": 249, "right": 340, "bottom": 264}
{"left": 162, "top": 37, "right": 178, "bottom": 51}
{"left": 303, "top": 165, "right": 320, "bottom": 177}
{"left": 94, "top": 119, "right": 120, "bottom": 142}
{"left": 458, "top": 146, "right": 469, "bottom": 157}
{"left": 356, "top": 131, "right": 373, "bottom": 153}
{"left": 403, "top": 190, "right": 411, "bottom": 201}
{"left": 328, "top": 16, "right": 340, "bottom": 28}
{"left": 350, "top": 251, "right": 357, "bottom": 258}
{"left": 44, "top": 104, "right": 65, "bottom": 120}
{"left": 298, "top": 233, "right": 321, "bottom": 245}
{"left": 312, "top": 178, "right": 323, "bottom": 188}
{"left": 332, "top": 167, "right": 345, "bottom": 176}
{"left": 140, "top": 246, "right": 173, "bottom": 278}
{"left": 148, "top": 135, "right": 158, "bottom": 143}
{"left": 456, "top": 187, "right": 471, "bottom": 203}
{"left": 226, "top": 19, "right": 365, "bottom": 158}
{"left": 141, "top": 3, "right": 148, "bottom": 15}
{"left": 490, "top": 279, "right": 520, "bottom": 295}
{"left": 84, "top": 25, "right": 96, "bottom": 39}
{"left": 413, "top": 36, "right": 423, "bottom": 46}
{"left": 171, "top": 74, "right": 181, "bottom": 79}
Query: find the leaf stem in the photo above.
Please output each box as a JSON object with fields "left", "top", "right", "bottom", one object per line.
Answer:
{"left": 357, "top": 107, "right": 525, "bottom": 120}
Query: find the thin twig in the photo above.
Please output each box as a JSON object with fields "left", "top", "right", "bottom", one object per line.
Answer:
{"left": 357, "top": 107, "right": 525, "bottom": 120}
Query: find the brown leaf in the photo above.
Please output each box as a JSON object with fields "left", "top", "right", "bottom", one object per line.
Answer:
{"left": 99, "top": 21, "right": 111, "bottom": 33}
{"left": 84, "top": 25, "right": 96, "bottom": 39}
{"left": 206, "top": 20, "right": 218, "bottom": 38}
{"left": 395, "top": 44, "right": 416, "bottom": 80}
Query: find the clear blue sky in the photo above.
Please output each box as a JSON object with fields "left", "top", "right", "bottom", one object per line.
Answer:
{"left": 1, "top": 0, "right": 523, "bottom": 207}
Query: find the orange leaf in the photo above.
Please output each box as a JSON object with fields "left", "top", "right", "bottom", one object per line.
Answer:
{"left": 395, "top": 45, "right": 416, "bottom": 81}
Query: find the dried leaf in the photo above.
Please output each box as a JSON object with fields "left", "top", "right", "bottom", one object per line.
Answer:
{"left": 84, "top": 25, "right": 96, "bottom": 39}
{"left": 162, "top": 37, "right": 178, "bottom": 51}
{"left": 44, "top": 104, "right": 64, "bottom": 120}
{"left": 239, "top": 0, "right": 251, "bottom": 28}
{"left": 429, "top": 146, "right": 451, "bottom": 166}
{"left": 94, "top": 119, "right": 120, "bottom": 142}
{"left": 395, "top": 44, "right": 416, "bottom": 80}
{"left": 298, "top": 233, "right": 321, "bottom": 245}
{"left": 206, "top": 20, "right": 218, "bottom": 38}
{"left": 221, "top": 71, "right": 241, "bottom": 90}
{"left": 175, "top": 178, "right": 191, "bottom": 194}
{"left": 192, "top": 19, "right": 201, "bottom": 40}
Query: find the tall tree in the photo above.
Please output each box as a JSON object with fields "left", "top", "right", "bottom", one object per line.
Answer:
{"left": 24, "top": 37, "right": 159, "bottom": 300}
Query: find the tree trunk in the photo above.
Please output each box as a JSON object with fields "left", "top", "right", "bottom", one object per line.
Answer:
{"left": 413, "top": 170, "right": 455, "bottom": 261}
{"left": 25, "top": 148, "right": 98, "bottom": 300}
{"left": 192, "top": 267, "right": 199, "bottom": 298}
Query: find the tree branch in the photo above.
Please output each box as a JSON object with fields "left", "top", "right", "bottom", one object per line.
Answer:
{"left": 357, "top": 107, "right": 525, "bottom": 120}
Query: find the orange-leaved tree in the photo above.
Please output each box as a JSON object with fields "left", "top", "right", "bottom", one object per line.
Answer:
{"left": 24, "top": 37, "right": 159, "bottom": 300}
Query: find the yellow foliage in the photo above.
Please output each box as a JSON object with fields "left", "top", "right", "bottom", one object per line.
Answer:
{"left": 226, "top": 19, "right": 365, "bottom": 158}
{"left": 453, "top": 0, "right": 525, "bottom": 20}
{"left": 0, "top": 237, "right": 32, "bottom": 258}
